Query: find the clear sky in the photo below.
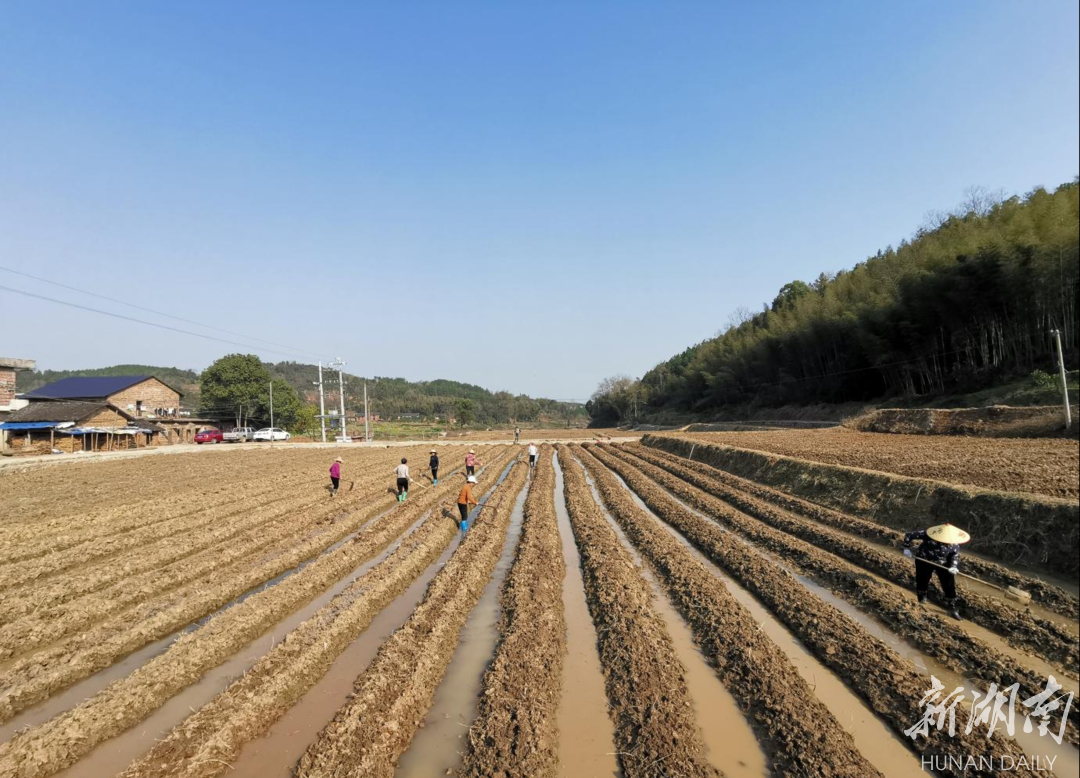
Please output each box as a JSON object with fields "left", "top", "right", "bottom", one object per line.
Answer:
{"left": 1, "top": 2, "right": 1077, "bottom": 401}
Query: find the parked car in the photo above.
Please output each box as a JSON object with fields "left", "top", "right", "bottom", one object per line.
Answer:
{"left": 194, "top": 428, "right": 224, "bottom": 444}
{"left": 223, "top": 427, "right": 256, "bottom": 443}
{"left": 253, "top": 427, "right": 291, "bottom": 442}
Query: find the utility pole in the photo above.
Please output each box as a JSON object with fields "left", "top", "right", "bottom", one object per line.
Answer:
{"left": 269, "top": 381, "right": 275, "bottom": 449}
{"left": 334, "top": 358, "right": 350, "bottom": 442}
{"left": 316, "top": 362, "right": 327, "bottom": 443}
{"left": 364, "top": 381, "right": 371, "bottom": 443}
{"left": 1051, "top": 329, "right": 1072, "bottom": 430}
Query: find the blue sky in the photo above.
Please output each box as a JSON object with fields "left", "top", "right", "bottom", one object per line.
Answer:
{"left": 1, "top": 2, "right": 1077, "bottom": 400}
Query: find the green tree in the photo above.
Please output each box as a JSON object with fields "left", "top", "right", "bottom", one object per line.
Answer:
{"left": 454, "top": 398, "right": 476, "bottom": 426}
{"left": 200, "top": 354, "right": 302, "bottom": 427}
{"left": 292, "top": 403, "right": 320, "bottom": 439}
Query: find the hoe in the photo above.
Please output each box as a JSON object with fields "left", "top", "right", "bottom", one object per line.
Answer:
{"left": 917, "top": 556, "right": 1033, "bottom": 606}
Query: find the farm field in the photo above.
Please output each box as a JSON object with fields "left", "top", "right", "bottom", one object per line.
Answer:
{"left": 0, "top": 438, "right": 1077, "bottom": 778}
{"left": 662, "top": 427, "right": 1080, "bottom": 498}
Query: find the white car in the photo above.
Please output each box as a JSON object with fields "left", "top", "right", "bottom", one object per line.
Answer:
{"left": 253, "top": 427, "right": 291, "bottom": 442}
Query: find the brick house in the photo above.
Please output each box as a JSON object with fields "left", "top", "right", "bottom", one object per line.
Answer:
{"left": 21, "top": 375, "right": 182, "bottom": 417}
{"left": 15, "top": 375, "right": 211, "bottom": 446}
{"left": 0, "top": 358, "right": 36, "bottom": 421}
{"left": 0, "top": 400, "right": 157, "bottom": 455}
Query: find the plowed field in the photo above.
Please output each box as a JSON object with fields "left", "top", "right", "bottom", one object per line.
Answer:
{"left": 0, "top": 438, "right": 1076, "bottom": 778}
{"left": 666, "top": 427, "right": 1079, "bottom": 498}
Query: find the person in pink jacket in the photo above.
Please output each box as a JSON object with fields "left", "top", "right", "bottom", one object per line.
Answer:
{"left": 329, "top": 457, "right": 343, "bottom": 497}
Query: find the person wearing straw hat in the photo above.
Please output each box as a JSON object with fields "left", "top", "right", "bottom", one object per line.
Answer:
{"left": 429, "top": 449, "right": 440, "bottom": 485}
{"left": 329, "top": 457, "right": 343, "bottom": 498}
{"left": 903, "top": 522, "right": 971, "bottom": 620}
{"left": 464, "top": 449, "right": 481, "bottom": 477}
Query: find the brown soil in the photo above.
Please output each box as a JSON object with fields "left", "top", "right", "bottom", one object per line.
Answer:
{"left": 647, "top": 434, "right": 1078, "bottom": 578}
{"left": 573, "top": 446, "right": 879, "bottom": 778}
{"left": 601, "top": 444, "right": 1080, "bottom": 744}
{"left": 624, "top": 443, "right": 1079, "bottom": 620}
{"left": 0, "top": 450, "right": 516, "bottom": 778}
{"left": 555, "top": 445, "right": 718, "bottom": 778}
{"left": 116, "top": 454, "right": 520, "bottom": 778}
{"left": 585, "top": 445, "right": 1051, "bottom": 778}
{"left": 462, "top": 447, "right": 566, "bottom": 778}
{"left": 622, "top": 445, "right": 1078, "bottom": 675}
{"left": 294, "top": 460, "right": 531, "bottom": 778}
{"left": 663, "top": 428, "right": 1078, "bottom": 498}
{"left": 846, "top": 405, "right": 1072, "bottom": 438}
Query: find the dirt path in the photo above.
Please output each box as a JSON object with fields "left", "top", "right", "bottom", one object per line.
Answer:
{"left": 573, "top": 445, "right": 878, "bottom": 778}
{"left": 555, "top": 446, "right": 718, "bottom": 778}
{"left": 294, "top": 459, "right": 531, "bottom": 778}
{"left": 461, "top": 447, "right": 566, "bottom": 778}
{"left": 592, "top": 444, "right": 1071, "bottom": 773}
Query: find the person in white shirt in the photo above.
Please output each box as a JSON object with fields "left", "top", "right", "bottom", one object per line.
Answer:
{"left": 395, "top": 458, "right": 411, "bottom": 502}
{"left": 527, "top": 443, "right": 538, "bottom": 468}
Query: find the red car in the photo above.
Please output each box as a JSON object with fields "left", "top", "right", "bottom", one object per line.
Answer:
{"left": 194, "top": 428, "right": 224, "bottom": 444}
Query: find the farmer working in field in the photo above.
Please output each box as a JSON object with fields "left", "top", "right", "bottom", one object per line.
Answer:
{"left": 902, "top": 522, "right": 970, "bottom": 621}
{"left": 527, "top": 442, "right": 538, "bottom": 468}
{"left": 457, "top": 475, "right": 480, "bottom": 533}
{"left": 464, "top": 449, "right": 481, "bottom": 476}
{"left": 395, "top": 458, "right": 411, "bottom": 502}
{"left": 329, "top": 457, "right": 343, "bottom": 497}
{"left": 429, "top": 449, "right": 440, "bottom": 485}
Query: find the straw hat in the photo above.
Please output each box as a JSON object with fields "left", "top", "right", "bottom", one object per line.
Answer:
{"left": 468, "top": 449, "right": 475, "bottom": 454}
{"left": 430, "top": 449, "right": 436, "bottom": 454}
{"left": 467, "top": 475, "right": 477, "bottom": 483}
{"left": 927, "top": 523, "right": 970, "bottom": 545}
{"left": 334, "top": 457, "right": 343, "bottom": 463}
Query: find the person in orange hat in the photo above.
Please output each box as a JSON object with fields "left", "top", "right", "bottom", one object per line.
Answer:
{"left": 902, "top": 522, "right": 971, "bottom": 620}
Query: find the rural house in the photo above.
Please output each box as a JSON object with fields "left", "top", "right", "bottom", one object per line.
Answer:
{"left": 15, "top": 374, "right": 208, "bottom": 446}
{"left": 0, "top": 400, "right": 160, "bottom": 454}
{"left": 0, "top": 357, "right": 36, "bottom": 423}
{"left": 21, "top": 375, "right": 182, "bottom": 417}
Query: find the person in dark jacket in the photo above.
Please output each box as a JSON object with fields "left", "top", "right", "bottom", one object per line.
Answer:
{"left": 429, "top": 450, "right": 440, "bottom": 485}
{"left": 903, "top": 522, "right": 970, "bottom": 620}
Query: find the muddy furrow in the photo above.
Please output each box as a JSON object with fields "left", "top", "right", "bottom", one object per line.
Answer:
{"left": 554, "top": 445, "right": 717, "bottom": 778}
{"left": 629, "top": 443, "right": 1080, "bottom": 621}
{"left": 462, "top": 447, "right": 565, "bottom": 778}
{"left": 0, "top": 452, "right": 514, "bottom": 778}
{"left": 114, "top": 458, "right": 519, "bottom": 778}
{"left": 600, "top": 444, "right": 1080, "bottom": 745}
{"left": 0, "top": 475, "right": 393, "bottom": 657}
{"left": 0, "top": 448, "right": 504, "bottom": 726}
{"left": 619, "top": 445, "right": 1078, "bottom": 675}
{"left": 295, "top": 460, "right": 531, "bottom": 778}
{"left": 588, "top": 445, "right": 1054, "bottom": 778}
{"left": 574, "top": 445, "right": 879, "bottom": 778}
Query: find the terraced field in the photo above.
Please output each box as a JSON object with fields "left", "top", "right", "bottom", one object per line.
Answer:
{"left": 0, "top": 438, "right": 1076, "bottom": 777}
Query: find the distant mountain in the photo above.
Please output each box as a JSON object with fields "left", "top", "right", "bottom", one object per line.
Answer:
{"left": 269, "top": 361, "right": 586, "bottom": 425}
{"left": 16, "top": 365, "right": 201, "bottom": 404}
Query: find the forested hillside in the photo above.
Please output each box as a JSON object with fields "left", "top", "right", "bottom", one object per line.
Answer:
{"left": 271, "top": 362, "right": 586, "bottom": 425}
{"left": 589, "top": 181, "right": 1079, "bottom": 426}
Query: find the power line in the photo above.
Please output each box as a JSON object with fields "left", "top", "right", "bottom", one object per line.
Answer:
{"left": 0, "top": 283, "right": 325, "bottom": 361}
{"left": 0, "top": 265, "right": 334, "bottom": 361}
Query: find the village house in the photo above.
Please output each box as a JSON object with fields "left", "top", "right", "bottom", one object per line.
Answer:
{"left": 9, "top": 374, "right": 209, "bottom": 449}
{"left": 0, "top": 357, "right": 36, "bottom": 421}
{"left": 0, "top": 400, "right": 157, "bottom": 454}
